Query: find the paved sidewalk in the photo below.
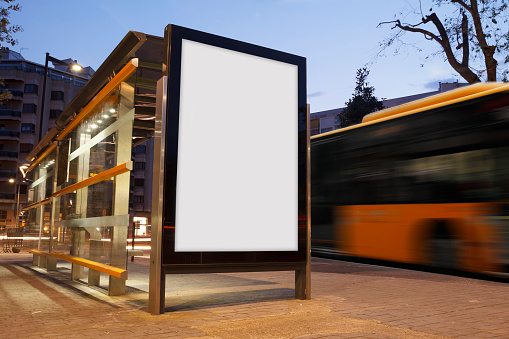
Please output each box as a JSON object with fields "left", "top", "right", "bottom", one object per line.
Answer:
{"left": 0, "top": 253, "right": 507, "bottom": 338}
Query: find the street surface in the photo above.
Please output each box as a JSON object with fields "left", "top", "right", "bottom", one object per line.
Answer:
{"left": 0, "top": 253, "right": 507, "bottom": 338}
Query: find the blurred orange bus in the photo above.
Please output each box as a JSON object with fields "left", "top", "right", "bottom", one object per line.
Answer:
{"left": 311, "top": 83, "right": 509, "bottom": 274}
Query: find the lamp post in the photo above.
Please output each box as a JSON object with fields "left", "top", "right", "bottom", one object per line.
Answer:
{"left": 8, "top": 178, "right": 20, "bottom": 228}
{"left": 9, "top": 164, "right": 29, "bottom": 228}
{"left": 39, "top": 53, "right": 82, "bottom": 141}
{"left": 18, "top": 165, "right": 28, "bottom": 228}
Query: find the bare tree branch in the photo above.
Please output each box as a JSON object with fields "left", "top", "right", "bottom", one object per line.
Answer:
{"left": 393, "top": 18, "right": 442, "bottom": 43}
{"left": 469, "top": 0, "right": 498, "bottom": 81}
{"left": 379, "top": 0, "right": 506, "bottom": 83}
{"left": 461, "top": 13, "right": 469, "bottom": 66}
{"left": 450, "top": 0, "right": 473, "bottom": 14}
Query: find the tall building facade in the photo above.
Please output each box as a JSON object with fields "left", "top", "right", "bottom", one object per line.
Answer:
{"left": 0, "top": 49, "right": 94, "bottom": 228}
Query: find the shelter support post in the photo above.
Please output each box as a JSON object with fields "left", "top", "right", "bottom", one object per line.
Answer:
{"left": 148, "top": 76, "right": 167, "bottom": 315}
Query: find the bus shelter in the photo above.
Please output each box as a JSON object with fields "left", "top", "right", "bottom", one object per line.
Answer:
{"left": 24, "top": 25, "right": 310, "bottom": 312}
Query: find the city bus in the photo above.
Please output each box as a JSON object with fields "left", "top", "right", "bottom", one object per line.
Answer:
{"left": 311, "top": 83, "right": 509, "bottom": 274}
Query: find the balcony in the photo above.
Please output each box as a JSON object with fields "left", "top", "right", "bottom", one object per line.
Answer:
{"left": 0, "top": 150, "right": 18, "bottom": 160}
{"left": 0, "top": 193, "right": 15, "bottom": 202}
{"left": 0, "top": 130, "right": 20, "bottom": 140}
{"left": 8, "top": 90, "right": 23, "bottom": 99}
{"left": 0, "top": 109, "right": 21, "bottom": 121}
{"left": 0, "top": 171, "right": 17, "bottom": 180}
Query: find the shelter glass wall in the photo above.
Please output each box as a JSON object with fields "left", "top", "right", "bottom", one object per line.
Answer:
{"left": 24, "top": 75, "right": 136, "bottom": 276}
{"left": 25, "top": 151, "right": 56, "bottom": 250}
{"left": 51, "top": 84, "right": 134, "bottom": 270}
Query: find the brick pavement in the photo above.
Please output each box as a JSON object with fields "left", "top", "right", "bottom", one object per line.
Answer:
{"left": 0, "top": 253, "right": 507, "bottom": 338}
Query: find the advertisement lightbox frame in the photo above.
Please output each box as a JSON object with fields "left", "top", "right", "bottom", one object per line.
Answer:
{"left": 149, "top": 24, "right": 309, "bottom": 315}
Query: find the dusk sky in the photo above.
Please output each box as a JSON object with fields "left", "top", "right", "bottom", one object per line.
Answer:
{"left": 13, "top": 0, "right": 464, "bottom": 113}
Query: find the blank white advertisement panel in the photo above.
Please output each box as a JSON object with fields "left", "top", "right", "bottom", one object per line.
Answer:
{"left": 175, "top": 39, "right": 298, "bottom": 252}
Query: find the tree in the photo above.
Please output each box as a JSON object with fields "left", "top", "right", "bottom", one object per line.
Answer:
{"left": 0, "top": 0, "right": 21, "bottom": 102}
{"left": 379, "top": 0, "right": 509, "bottom": 83}
{"left": 338, "top": 68, "right": 384, "bottom": 128}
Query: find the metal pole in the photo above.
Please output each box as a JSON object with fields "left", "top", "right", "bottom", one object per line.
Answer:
{"left": 38, "top": 52, "right": 49, "bottom": 142}
{"left": 131, "top": 221, "right": 135, "bottom": 262}
{"left": 15, "top": 180, "right": 20, "bottom": 228}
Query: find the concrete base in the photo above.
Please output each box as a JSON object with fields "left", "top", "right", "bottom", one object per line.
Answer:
{"left": 46, "top": 256, "right": 57, "bottom": 271}
{"left": 88, "top": 269, "right": 100, "bottom": 286}
{"left": 108, "top": 275, "right": 126, "bottom": 296}
{"left": 33, "top": 254, "right": 47, "bottom": 268}
{"left": 71, "top": 263, "right": 85, "bottom": 280}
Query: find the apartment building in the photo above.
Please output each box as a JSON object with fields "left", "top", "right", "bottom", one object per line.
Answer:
{"left": 0, "top": 49, "right": 93, "bottom": 228}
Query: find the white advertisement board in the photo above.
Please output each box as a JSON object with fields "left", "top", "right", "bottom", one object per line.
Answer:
{"left": 175, "top": 39, "right": 299, "bottom": 252}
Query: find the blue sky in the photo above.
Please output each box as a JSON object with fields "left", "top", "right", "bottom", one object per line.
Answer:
{"left": 12, "top": 0, "right": 463, "bottom": 113}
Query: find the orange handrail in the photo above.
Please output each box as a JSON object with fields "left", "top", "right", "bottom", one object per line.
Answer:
{"left": 23, "top": 197, "right": 52, "bottom": 211}
{"left": 52, "top": 162, "right": 132, "bottom": 198}
{"left": 48, "top": 252, "right": 127, "bottom": 279}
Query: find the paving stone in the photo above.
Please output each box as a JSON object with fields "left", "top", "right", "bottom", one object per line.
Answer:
{"left": 1, "top": 253, "right": 508, "bottom": 338}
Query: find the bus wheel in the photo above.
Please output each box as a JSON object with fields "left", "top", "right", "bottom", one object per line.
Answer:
{"left": 428, "top": 224, "right": 457, "bottom": 270}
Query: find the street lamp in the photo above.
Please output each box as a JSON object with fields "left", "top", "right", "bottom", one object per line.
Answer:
{"left": 9, "top": 165, "right": 30, "bottom": 228}
{"left": 39, "top": 53, "right": 83, "bottom": 142}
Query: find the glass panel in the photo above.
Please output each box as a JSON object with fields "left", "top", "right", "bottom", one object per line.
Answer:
{"left": 86, "top": 179, "right": 115, "bottom": 218}
{"left": 47, "top": 82, "right": 134, "bottom": 271}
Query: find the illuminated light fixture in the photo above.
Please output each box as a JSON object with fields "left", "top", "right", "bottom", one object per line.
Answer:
{"left": 91, "top": 123, "right": 98, "bottom": 129}
{"left": 103, "top": 114, "right": 109, "bottom": 119}
{"left": 86, "top": 128, "right": 91, "bottom": 132}
{"left": 19, "top": 164, "right": 29, "bottom": 179}
{"left": 9, "top": 178, "right": 15, "bottom": 183}
{"left": 97, "top": 120, "right": 103, "bottom": 124}
{"left": 39, "top": 53, "right": 84, "bottom": 142}
{"left": 109, "top": 108, "right": 115, "bottom": 113}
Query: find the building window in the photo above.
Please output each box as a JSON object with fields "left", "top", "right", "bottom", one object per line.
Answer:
{"left": 22, "top": 103, "right": 37, "bottom": 113}
{"left": 134, "top": 162, "right": 145, "bottom": 170}
{"left": 320, "top": 127, "right": 333, "bottom": 133}
{"left": 0, "top": 210, "right": 6, "bottom": 221}
{"left": 134, "top": 145, "right": 146, "bottom": 153}
{"left": 19, "top": 143, "right": 33, "bottom": 153}
{"left": 21, "top": 123, "right": 35, "bottom": 133}
{"left": 49, "top": 109, "right": 62, "bottom": 119}
{"left": 334, "top": 115, "right": 342, "bottom": 130}
{"left": 133, "top": 195, "right": 144, "bottom": 203}
{"left": 51, "top": 91, "right": 64, "bottom": 101}
{"left": 24, "top": 84, "right": 38, "bottom": 94}
{"left": 134, "top": 178, "right": 144, "bottom": 186}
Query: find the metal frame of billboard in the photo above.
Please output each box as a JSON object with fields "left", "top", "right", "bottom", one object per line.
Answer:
{"left": 149, "top": 24, "right": 309, "bottom": 315}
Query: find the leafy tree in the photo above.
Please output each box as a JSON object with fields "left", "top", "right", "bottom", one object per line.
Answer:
{"left": 338, "top": 68, "right": 384, "bottom": 128}
{"left": 0, "top": 0, "right": 21, "bottom": 102}
{"left": 379, "top": 0, "right": 509, "bottom": 83}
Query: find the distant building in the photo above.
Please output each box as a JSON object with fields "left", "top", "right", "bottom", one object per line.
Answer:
{"left": 0, "top": 49, "right": 93, "bottom": 228}
{"left": 310, "top": 81, "right": 468, "bottom": 136}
